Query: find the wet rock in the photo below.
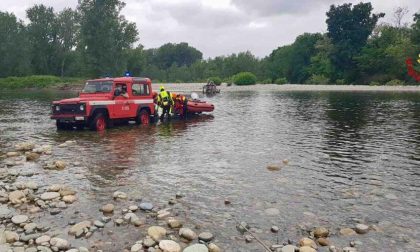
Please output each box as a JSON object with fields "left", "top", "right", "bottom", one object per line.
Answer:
{"left": 35, "top": 235, "right": 51, "bottom": 245}
{"left": 224, "top": 199, "right": 231, "bottom": 205}
{"left": 131, "top": 243, "right": 143, "bottom": 252}
{"left": 340, "top": 228, "right": 357, "bottom": 236}
{"left": 94, "top": 220, "right": 104, "bottom": 228}
{"left": 265, "top": 208, "right": 280, "bottom": 216}
{"left": 47, "top": 185, "right": 62, "bottom": 192}
{"left": 179, "top": 228, "right": 197, "bottom": 241}
{"left": 50, "top": 237, "right": 70, "bottom": 250}
{"left": 62, "top": 195, "right": 77, "bottom": 204}
{"left": 159, "top": 240, "right": 181, "bottom": 252}
{"left": 314, "top": 227, "right": 329, "bottom": 238}
{"left": 143, "top": 237, "right": 157, "bottom": 247}
{"left": 267, "top": 165, "right": 281, "bottom": 171}
{"left": 20, "top": 233, "right": 42, "bottom": 242}
{"left": 132, "top": 218, "right": 145, "bottom": 227}
{"left": 198, "top": 232, "right": 214, "bottom": 242}
{"left": 113, "top": 191, "right": 127, "bottom": 200}
{"left": 355, "top": 224, "right": 369, "bottom": 234}
{"left": 299, "top": 238, "right": 317, "bottom": 249}
{"left": 299, "top": 246, "right": 316, "bottom": 252}
{"left": 59, "top": 189, "right": 76, "bottom": 197}
{"left": 167, "top": 218, "right": 182, "bottom": 229}
{"left": 25, "top": 181, "right": 39, "bottom": 190}
{"left": 329, "top": 246, "right": 338, "bottom": 252}
{"left": 114, "top": 218, "right": 124, "bottom": 225}
{"left": 25, "top": 152, "right": 40, "bottom": 161}
{"left": 157, "top": 209, "right": 171, "bottom": 219}
{"left": 148, "top": 226, "right": 167, "bottom": 241}
{"left": 271, "top": 226, "right": 279, "bottom": 233}
{"left": 124, "top": 213, "right": 138, "bottom": 223}
{"left": 9, "top": 190, "right": 26, "bottom": 204}
{"left": 139, "top": 202, "right": 153, "bottom": 211}
{"left": 100, "top": 204, "right": 114, "bottom": 213}
{"left": 4, "top": 231, "right": 19, "bottom": 243}
{"left": 129, "top": 205, "right": 138, "bottom": 212}
{"left": 283, "top": 159, "right": 289, "bottom": 165}
{"left": 40, "top": 192, "right": 60, "bottom": 201}
{"left": 317, "top": 238, "right": 331, "bottom": 246}
{"left": 282, "top": 245, "right": 298, "bottom": 252}
{"left": 208, "top": 243, "right": 221, "bottom": 252}
{"left": 15, "top": 142, "right": 35, "bottom": 151}
{"left": 49, "top": 208, "right": 61, "bottom": 215}
{"left": 24, "top": 223, "right": 37, "bottom": 233}
{"left": 11, "top": 215, "right": 28, "bottom": 224}
{"left": 69, "top": 221, "right": 91, "bottom": 236}
{"left": 6, "top": 152, "right": 20, "bottom": 157}
{"left": 245, "top": 235, "right": 253, "bottom": 243}
{"left": 37, "top": 246, "right": 52, "bottom": 252}
{"left": 236, "top": 222, "right": 249, "bottom": 234}
{"left": 0, "top": 206, "right": 12, "bottom": 219}
{"left": 184, "top": 244, "right": 208, "bottom": 252}
{"left": 343, "top": 247, "right": 357, "bottom": 252}
{"left": 25, "top": 248, "right": 37, "bottom": 252}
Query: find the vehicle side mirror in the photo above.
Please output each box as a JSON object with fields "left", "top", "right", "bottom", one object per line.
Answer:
{"left": 114, "top": 89, "right": 121, "bottom": 97}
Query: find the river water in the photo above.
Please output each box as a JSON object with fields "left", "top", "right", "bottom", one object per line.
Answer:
{"left": 0, "top": 89, "right": 420, "bottom": 251}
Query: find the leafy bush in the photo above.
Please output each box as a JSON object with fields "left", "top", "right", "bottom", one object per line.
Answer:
{"left": 369, "top": 81, "right": 380, "bottom": 86}
{"left": 0, "top": 75, "right": 83, "bottom": 89}
{"left": 208, "top": 77, "right": 222, "bottom": 86}
{"left": 385, "top": 79, "right": 405, "bottom": 86}
{"left": 336, "top": 79, "right": 346, "bottom": 85}
{"left": 306, "top": 75, "right": 329, "bottom": 85}
{"left": 260, "top": 79, "right": 273, "bottom": 84}
{"left": 232, "top": 72, "right": 257, "bottom": 85}
{"left": 275, "top": 77, "right": 288, "bottom": 85}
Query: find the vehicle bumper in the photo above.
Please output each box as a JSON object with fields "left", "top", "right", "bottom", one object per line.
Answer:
{"left": 51, "top": 114, "right": 87, "bottom": 123}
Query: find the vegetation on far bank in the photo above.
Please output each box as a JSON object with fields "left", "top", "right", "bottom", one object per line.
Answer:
{"left": 0, "top": 76, "right": 84, "bottom": 89}
{"left": 0, "top": 1, "right": 420, "bottom": 87}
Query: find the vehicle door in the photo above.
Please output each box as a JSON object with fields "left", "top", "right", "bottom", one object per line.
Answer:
{"left": 113, "top": 83, "right": 132, "bottom": 118}
{"left": 131, "top": 82, "right": 153, "bottom": 115}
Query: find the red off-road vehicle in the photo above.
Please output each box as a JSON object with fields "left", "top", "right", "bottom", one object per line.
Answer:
{"left": 51, "top": 77, "right": 156, "bottom": 131}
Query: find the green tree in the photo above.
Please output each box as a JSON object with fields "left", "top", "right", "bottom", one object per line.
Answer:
{"left": 150, "top": 42, "right": 203, "bottom": 69}
{"left": 78, "top": 0, "right": 138, "bottom": 77}
{"left": 0, "top": 12, "right": 31, "bottom": 77}
{"left": 412, "top": 13, "right": 420, "bottom": 49}
{"left": 326, "top": 2, "right": 384, "bottom": 82}
{"left": 26, "top": 4, "right": 59, "bottom": 75}
{"left": 56, "top": 8, "right": 79, "bottom": 77}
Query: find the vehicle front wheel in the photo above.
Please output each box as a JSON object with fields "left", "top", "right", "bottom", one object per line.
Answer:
{"left": 90, "top": 113, "right": 107, "bottom": 131}
{"left": 137, "top": 109, "right": 150, "bottom": 125}
{"left": 56, "top": 120, "right": 68, "bottom": 130}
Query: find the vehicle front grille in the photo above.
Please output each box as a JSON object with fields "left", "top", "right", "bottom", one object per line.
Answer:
{"left": 53, "top": 104, "right": 85, "bottom": 115}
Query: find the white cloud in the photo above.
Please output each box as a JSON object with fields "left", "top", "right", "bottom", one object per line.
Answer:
{"left": 1, "top": 0, "right": 419, "bottom": 58}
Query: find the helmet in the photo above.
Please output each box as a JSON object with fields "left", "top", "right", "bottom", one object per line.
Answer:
{"left": 160, "top": 86, "right": 165, "bottom": 91}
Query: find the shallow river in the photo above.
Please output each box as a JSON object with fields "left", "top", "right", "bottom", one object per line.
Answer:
{"left": 1, "top": 89, "right": 420, "bottom": 251}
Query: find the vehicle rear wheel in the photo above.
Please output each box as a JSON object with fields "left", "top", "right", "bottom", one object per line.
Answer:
{"left": 90, "top": 113, "right": 107, "bottom": 131}
{"left": 137, "top": 109, "right": 150, "bottom": 125}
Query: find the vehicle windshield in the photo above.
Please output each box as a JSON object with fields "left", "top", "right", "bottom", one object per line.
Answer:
{"left": 82, "top": 81, "right": 113, "bottom": 93}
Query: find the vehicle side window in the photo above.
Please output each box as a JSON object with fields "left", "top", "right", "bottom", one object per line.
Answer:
{"left": 132, "top": 84, "right": 150, "bottom": 96}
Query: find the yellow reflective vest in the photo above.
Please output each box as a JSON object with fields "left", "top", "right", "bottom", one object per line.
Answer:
{"left": 158, "top": 90, "right": 173, "bottom": 106}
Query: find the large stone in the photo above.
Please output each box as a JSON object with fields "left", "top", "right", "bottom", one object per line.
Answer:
{"left": 25, "top": 152, "right": 40, "bottom": 161}
{"left": 113, "top": 191, "right": 127, "bottom": 200}
{"left": 139, "top": 202, "right": 154, "bottom": 211}
{"left": 69, "top": 221, "right": 91, "bottom": 236}
{"left": 314, "top": 227, "right": 329, "bottom": 238}
{"left": 282, "top": 245, "right": 298, "bottom": 252}
{"left": 15, "top": 142, "right": 35, "bottom": 151}
{"left": 8, "top": 191, "right": 26, "bottom": 204}
{"left": 62, "top": 195, "right": 77, "bottom": 204}
{"left": 143, "top": 237, "right": 156, "bottom": 247}
{"left": 183, "top": 244, "right": 209, "bottom": 252}
{"left": 148, "top": 226, "right": 167, "bottom": 241}
{"left": 299, "top": 238, "right": 317, "bottom": 249}
{"left": 159, "top": 240, "right": 181, "bottom": 252}
{"left": 0, "top": 207, "right": 12, "bottom": 219}
{"left": 355, "top": 224, "right": 369, "bottom": 234}
{"left": 101, "top": 204, "right": 115, "bottom": 213}
{"left": 35, "top": 235, "right": 51, "bottom": 244}
{"left": 179, "top": 228, "right": 197, "bottom": 241}
{"left": 40, "top": 192, "right": 60, "bottom": 201}
{"left": 54, "top": 160, "right": 66, "bottom": 170}
{"left": 340, "top": 228, "right": 357, "bottom": 236}
{"left": 198, "top": 232, "right": 214, "bottom": 242}
{"left": 167, "top": 218, "right": 183, "bottom": 228}
{"left": 131, "top": 243, "right": 142, "bottom": 252}
{"left": 317, "top": 238, "right": 331, "bottom": 246}
{"left": 299, "top": 246, "right": 316, "bottom": 252}
{"left": 208, "top": 243, "right": 221, "bottom": 252}
{"left": 4, "top": 231, "right": 19, "bottom": 243}
{"left": 11, "top": 215, "right": 28, "bottom": 224}
{"left": 49, "top": 237, "right": 70, "bottom": 250}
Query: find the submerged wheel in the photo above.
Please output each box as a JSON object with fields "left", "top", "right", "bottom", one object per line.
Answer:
{"left": 90, "top": 113, "right": 107, "bottom": 131}
{"left": 56, "top": 120, "right": 67, "bottom": 130}
{"left": 137, "top": 109, "right": 150, "bottom": 125}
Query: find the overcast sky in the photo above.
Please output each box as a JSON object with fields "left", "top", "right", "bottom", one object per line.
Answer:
{"left": 1, "top": 0, "right": 419, "bottom": 58}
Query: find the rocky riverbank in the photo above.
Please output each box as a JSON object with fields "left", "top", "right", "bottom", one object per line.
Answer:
{"left": 0, "top": 141, "right": 385, "bottom": 252}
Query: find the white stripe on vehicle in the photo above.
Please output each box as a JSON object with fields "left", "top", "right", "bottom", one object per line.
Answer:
{"left": 89, "top": 100, "right": 153, "bottom": 106}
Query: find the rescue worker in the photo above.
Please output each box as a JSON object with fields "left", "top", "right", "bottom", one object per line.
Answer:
{"left": 175, "top": 94, "right": 188, "bottom": 119}
{"left": 157, "top": 86, "right": 173, "bottom": 121}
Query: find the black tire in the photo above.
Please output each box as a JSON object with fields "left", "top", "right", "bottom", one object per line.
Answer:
{"left": 136, "top": 109, "right": 150, "bottom": 125}
{"left": 89, "top": 113, "right": 107, "bottom": 131}
{"left": 56, "top": 120, "right": 67, "bottom": 130}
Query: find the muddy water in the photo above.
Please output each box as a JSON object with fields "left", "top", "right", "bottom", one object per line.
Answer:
{"left": 1, "top": 90, "right": 420, "bottom": 251}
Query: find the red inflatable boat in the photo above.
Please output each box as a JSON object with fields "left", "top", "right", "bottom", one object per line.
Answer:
{"left": 187, "top": 100, "right": 215, "bottom": 113}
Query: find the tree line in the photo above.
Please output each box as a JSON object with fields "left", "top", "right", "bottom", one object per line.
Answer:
{"left": 0, "top": 1, "right": 419, "bottom": 85}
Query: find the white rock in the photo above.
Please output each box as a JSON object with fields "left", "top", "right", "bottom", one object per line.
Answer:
{"left": 40, "top": 192, "right": 60, "bottom": 201}
{"left": 159, "top": 240, "right": 181, "bottom": 252}
{"left": 355, "top": 224, "right": 369, "bottom": 234}
{"left": 11, "top": 215, "right": 28, "bottom": 224}
{"left": 49, "top": 238, "right": 70, "bottom": 250}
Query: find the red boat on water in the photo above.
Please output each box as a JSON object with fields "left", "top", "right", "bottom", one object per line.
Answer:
{"left": 186, "top": 100, "right": 215, "bottom": 113}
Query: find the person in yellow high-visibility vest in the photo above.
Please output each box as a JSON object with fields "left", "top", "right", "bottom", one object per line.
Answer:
{"left": 157, "top": 86, "right": 173, "bottom": 121}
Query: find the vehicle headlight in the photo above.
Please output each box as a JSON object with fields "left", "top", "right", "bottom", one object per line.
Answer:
{"left": 55, "top": 105, "right": 60, "bottom": 111}
{"left": 80, "top": 104, "right": 85, "bottom": 111}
